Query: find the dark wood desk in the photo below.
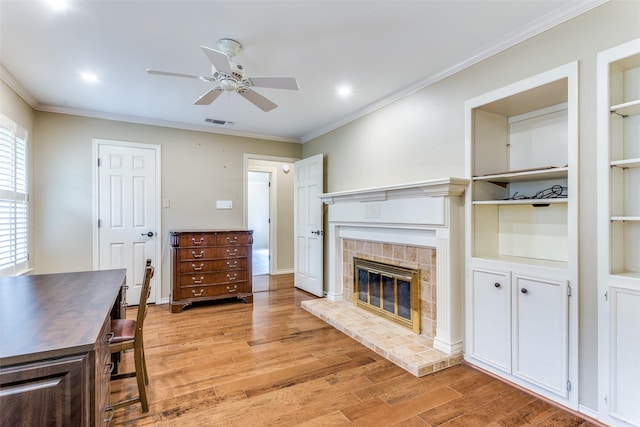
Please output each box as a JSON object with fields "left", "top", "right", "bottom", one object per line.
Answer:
{"left": 0, "top": 269, "right": 126, "bottom": 426}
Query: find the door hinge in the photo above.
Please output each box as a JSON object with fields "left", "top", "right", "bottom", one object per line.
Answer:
{"left": 605, "top": 291, "right": 608, "bottom": 301}
{"left": 98, "top": 219, "right": 101, "bottom": 228}
{"left": 604, "top": 393, "right": 608, "bottom": 404}
{"left": 97, "top": 158, "right": 101, "bottom": 167}
{"left": 567, "top": 285, "right": 572, "bottom": 297}
{"left": 567, "top": 380, "right": 572, "bottom": 392}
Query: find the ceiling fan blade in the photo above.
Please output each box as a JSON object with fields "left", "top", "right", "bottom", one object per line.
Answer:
{"left": 239, "top": 89, "right": 278, "bottom": 112}
{"left": 200, "top": 46, "right": 233, "bottom": 75}
{"left": 147, "top": 69, "right": 201, "bottom": 79}
{"left": 248, "top": 77, "right": 299, "bottom": 90}
{"left": 194, "top": 88, "right": 224, "bottom": 105}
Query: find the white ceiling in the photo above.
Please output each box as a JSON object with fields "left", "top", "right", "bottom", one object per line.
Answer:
{"left": 0, "top": 0, "right": 605, "bottom": 143}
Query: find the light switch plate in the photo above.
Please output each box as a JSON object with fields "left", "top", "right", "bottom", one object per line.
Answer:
{"left": 216, "top": 200, "right": 233, "bottom": 209}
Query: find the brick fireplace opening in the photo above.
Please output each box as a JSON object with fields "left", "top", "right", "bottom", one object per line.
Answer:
{"left": 346, "top": 242, "right": 436, "bottom": 338}
{"left": 301, "top": 178, "right": 468, "bottom": 377}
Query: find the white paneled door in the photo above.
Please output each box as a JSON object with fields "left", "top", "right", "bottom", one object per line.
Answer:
{"left": 97, "top": 141, "right": 158, "bottom": 305}
{"left": 294, "top": 154, "right": 323, "bottom": 297}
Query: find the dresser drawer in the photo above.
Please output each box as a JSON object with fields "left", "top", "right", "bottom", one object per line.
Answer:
{"left": 180, "top": 282, "right": 248, "bottom": 299}
{"left": 176, "top": 233, "right": 217, "bottom": 247}
{"left": 215, "top": 232, "right": 251, "bottom": 246}
{"left": 178, "top": 246, "right": 248, "bottom": 260}
{"left": 178, "top": 258, "right": 247, "bottom": 273}
{"left": 180, "top": 270, "right": 248, "bottom": 286}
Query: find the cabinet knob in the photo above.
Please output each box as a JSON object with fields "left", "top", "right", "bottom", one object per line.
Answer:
{"left": 494, "top": 283, "right": 501, "bottom": 288}
{"left": 521, "top": 288, "right": 528, "bottom": 294}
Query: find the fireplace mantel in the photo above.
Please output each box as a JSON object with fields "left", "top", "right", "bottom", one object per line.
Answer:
{"left": 319, "top": 177, "right": 469, "bottom": 204}
{"left": 319, "top": 177, "right": 469, "bottom": 355}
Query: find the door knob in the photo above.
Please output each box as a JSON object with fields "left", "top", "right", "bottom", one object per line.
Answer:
{"left": 311, "top": 230, "right": 324, "bottom": 236}
{"left": 142, "top": 231, "right": 154, "bottom": 237}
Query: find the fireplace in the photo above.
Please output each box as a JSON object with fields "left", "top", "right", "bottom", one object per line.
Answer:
{"left": 302, "top": 178, "right": 468, "bottom": 376}
{"left": 354, "top": 258, "right": 421, "bottom": 333}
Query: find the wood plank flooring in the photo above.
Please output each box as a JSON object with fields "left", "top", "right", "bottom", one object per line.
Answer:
{"left": 110, "top": 275, "right": 599, "bottom": 426}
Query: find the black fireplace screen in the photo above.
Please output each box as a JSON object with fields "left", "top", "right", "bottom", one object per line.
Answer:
{"left": 354, "top": 257, "right": 420, "bottom": 333}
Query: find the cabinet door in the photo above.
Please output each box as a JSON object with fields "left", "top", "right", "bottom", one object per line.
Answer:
{"left": 512, "top": 274, "right": 568, "bottom": 397}
{"left": 0, "top": 355, "right": 88, "bottom": 426}
{"left": 469, "top": 268, "right": 511, "bottom": 372}
{"left": 607, "top": 285, "right": 640, "bottom": 426}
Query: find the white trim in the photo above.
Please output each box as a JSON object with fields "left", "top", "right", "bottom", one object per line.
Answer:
{"left": 38, "top": 104, "right": 301, "bottom": 144}
{"left": 92, "top": 138, "right": 162, "bottom": 305}
{"left": 247, "top": 166, "right": 277, "bottom": 275}
{"left": 243, "top": 153, "right": 299, "bottom": 277}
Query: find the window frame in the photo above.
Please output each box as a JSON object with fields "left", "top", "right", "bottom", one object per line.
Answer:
{"left": 0, "top": 114, "right": 29, "bottom": 276}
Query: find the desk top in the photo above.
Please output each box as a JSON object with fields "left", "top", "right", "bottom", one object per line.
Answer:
{"left": 0, "top": 269, "right": 126, "bottom": 366}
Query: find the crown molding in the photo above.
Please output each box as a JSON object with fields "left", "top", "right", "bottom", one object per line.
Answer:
{"left": 36, "top": 104, "right": 302, "bottom": 144}
{"left": 0, "top": 64, "right": 39, "bottom": 108}
{"left": 300, "top": 0, "right": 608, "bottom": 143}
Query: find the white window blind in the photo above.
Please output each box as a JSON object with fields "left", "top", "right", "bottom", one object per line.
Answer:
{"left": 0, "top": 114, "right": 29, "bottom": 276}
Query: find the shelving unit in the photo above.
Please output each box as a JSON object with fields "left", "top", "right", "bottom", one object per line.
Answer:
{"left": 597, "top": 38, "right": 640, "bottom": 427}
{"left": 464, "top": 62, "right": 578, "bottom": 409}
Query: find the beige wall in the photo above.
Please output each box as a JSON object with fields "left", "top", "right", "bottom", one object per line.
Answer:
{"left": 303, "top": 0, "right": 640, "bottom": 412}
{"left": 27, "top": 112, "right": 301, "bottom": 301}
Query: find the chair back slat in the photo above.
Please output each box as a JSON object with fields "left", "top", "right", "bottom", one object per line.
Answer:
{"left": 135, "top": 262, "right": 154, "bottom": 340}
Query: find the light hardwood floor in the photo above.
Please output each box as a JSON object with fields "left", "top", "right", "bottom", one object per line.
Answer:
{"left": 110, "top": 275, "right": 599, "bottom": 426}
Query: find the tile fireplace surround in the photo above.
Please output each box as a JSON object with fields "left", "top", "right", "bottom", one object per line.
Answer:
{"left": 302, "top": 178, "right": 468, "bottom": 377}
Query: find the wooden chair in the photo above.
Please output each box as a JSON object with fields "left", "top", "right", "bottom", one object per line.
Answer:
{"left": 109, "top": 260, "right": 154, "bottom": 412}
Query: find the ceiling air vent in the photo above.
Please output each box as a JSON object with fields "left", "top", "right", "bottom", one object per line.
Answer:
{"left": 204, "top": 118, "right": 234, "bottom": 126}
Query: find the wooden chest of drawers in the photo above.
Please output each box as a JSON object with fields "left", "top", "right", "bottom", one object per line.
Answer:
{"left": 170, "top": 230, "right": 253, "bottom": 313}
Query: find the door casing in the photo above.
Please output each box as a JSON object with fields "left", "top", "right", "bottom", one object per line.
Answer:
{"left": 92, "top": 138, "right": 162, "bottom": 304}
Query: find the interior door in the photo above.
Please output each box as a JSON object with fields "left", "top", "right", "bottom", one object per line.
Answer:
{"left": 294, "top": 154, "right": 324, "bottom": 297}
{"left": 97, "top": 142, "right": 158, "bottom": 304}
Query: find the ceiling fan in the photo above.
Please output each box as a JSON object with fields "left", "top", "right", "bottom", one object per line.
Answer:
{"left": 147, "top": 38, "right": 299, "bottom": 112}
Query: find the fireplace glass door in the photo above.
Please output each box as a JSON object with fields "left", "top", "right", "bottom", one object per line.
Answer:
{"left": 354, "top": 258, "right": 420, "bottom": 333}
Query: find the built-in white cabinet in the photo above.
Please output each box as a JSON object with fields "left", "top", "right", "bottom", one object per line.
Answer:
{"left": 465, "top": 62, "right": 578, "bottom": 409}
{"left": 597, "top": 38, "right": 640, "bottom": 427}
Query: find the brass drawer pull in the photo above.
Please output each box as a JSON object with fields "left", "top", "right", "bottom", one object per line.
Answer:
{"left": 226, "top": 273, "right": 238, "bottom": 280}
{"left": 104, "top": 407, "right": 115, "bottom": 423}
{"left": 192, "top": 237, "right": 205, "bottom": 245}
{"left": 192, "top": 276, "right": 204, "bottom": 284}
{"left": 104, "top": 362, "right": 115, "bottom": 375}
{"left": 226, "top": 236, "right": 238, "bottom": 243}
{"left": 192, "top": 263, "right": 205, "bottom": 271}
{"left": 192, "top": 289, "right": 205, "bottom": 297}
{"left": 226, "top": 260, "right": 238, "bottom": 268}
{"left": 192, "top": 250, "right": 205, "bottom": 258}
{"left": 226, "top": 248, "right": 238, "bottom": 256}
{"left": 227, "top": 285, "right": 238, "bottom": 293}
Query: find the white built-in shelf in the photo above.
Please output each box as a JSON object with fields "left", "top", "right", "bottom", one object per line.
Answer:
{"left": 610, "top": 271, "right": 640, "bottom": 280}
{"left": 611, "top": 216, "right": 640, "bottom": 221}
{"left": 474, "top": 198, "right": 567, "bottom": 206}
{"left": 610, "top": 99, "right": 640, "bottom": 116}
{"left": 472, "top": 255, "right": 568, "bottom": 270}
{"left": 473, "top": 166, "right": 568, "bottom": 184}
{"left": 611, "top": 158, "right": 640, "bottom": 168}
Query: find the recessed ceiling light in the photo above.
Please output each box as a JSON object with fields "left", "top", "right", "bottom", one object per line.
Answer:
{"left": 81, "top": 72, "right": 98, "bottom": 83}
{"left": 337, "top": 85, "right": 352, "bottom": 97}
{"left": 47, "top": 0, "right": 69, "bottom": 11}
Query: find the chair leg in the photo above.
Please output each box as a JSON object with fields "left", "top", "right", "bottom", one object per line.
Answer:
{"left": 142, "top": 344, "right": 149, "bottom": 385}
{"left": 134, "top": 348, "right": 149, "bottom": 412}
